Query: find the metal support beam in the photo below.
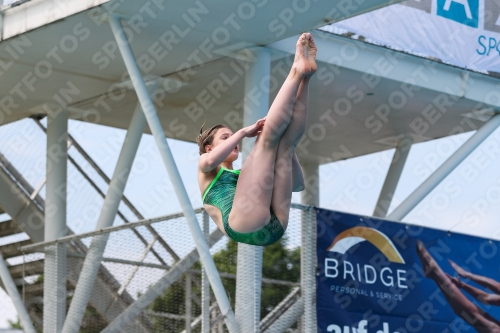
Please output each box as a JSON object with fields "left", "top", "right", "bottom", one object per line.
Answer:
{"left": 21, "top": 210, "right": 202, "bottom": 252}
{"left": 260, "top": 287, "right": 300, "bottom": 332}
{"left": 181, "top": 303, "right": 219, "bottom": 333}
{"left": 265, "top": 298, "right": 304, "bottom": 333}
{"left": 373, "top": 136, "right": 412, "bottom": 218}
{"left": 0, "top": 220, "right": 21, "bottom": 238}
{"left": 101, "top": 229, "right": 224, "bottom": 333}
{"left": 388, "top": 114, "right": 500, "bottom": 221}
{"left": 201, "top": 211, "right": 210, "bottom": 333}
{"left": 63, "top": 100, "right": 148, "bottom": 333}
{"left": 0, "top": 150, "right": 151, "bottom": 331}
{"left": 185, "top": 272, "right": 192, "bottom": 333}
{"left": 0, "top": 156, "right": 44, "bottom": 243}
{"left": 300, "top": 208, "right": 312, "bottom": 332}
{"left": 301, "top": 162, "right": 320, "bottom": 207}
{"left": 117, "top": 235, "right": 158, "bottom": 296}
{"left": 106, "top": 14, "right": 239, "bottom": 333}
{"left": 44, "top": 108, "right": 68, "bottom": 333}
{"left": 33, "top": 118, "right": 171, "bottom": 267}
{"left": 0, "top": 152, "right": 45, "bottom": 210}
{"left": 235, "top": 47, "right": 270, "bottom": 333}
{"left": 0, "top": 252, "right": 36, "bottom": 333}
{"left": 268, "top": 30, "right": 500, "bottom": 110}
{"left": 66, "top": 251, "right": 168, "bottom": 270}
{"left": 300, "top": 162, "right": 318, "bottom": 332}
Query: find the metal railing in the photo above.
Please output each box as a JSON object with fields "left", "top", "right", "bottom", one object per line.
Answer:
{"left": 1, "top": 117, "right": 316, "bottom": 332}
{"left": 0, "top": 0, "right": 31, "bottom": 11}
{"left": 19, "top": 203, "right": 314, "bottom": 332}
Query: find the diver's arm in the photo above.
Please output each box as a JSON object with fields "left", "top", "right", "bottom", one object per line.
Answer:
{"left": 199, "top": 129, "right": 246, "bottom": 172}
{"left": 199, "top": 119, "right": 264, "bottom": 172}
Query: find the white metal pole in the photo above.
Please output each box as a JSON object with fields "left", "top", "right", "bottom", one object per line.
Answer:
{"left": 185, "top": 272, "right": 192, "bottom": 333}
{"left": 266, "top": 298, "right": 304, "bottom": 333}
{"left": 301, "top": 162, "right": 319, "bottom": 207}
{"left": 388, "top": 114, "right": 500, "bottom": 221}
{"left": 201, "top": 211, "right": 210, "bottom": 333}
{"left": 373, "top": 136, "right": 412, "bottom": 218}
{"left": 107, "top": 15, "right": 239, "bottom": 333}
{"left": 300, "top": 162, "right": 319, "bottom": 332}
{"left": 0, "top": 253, "right": 36, "bottom": 333}
{"left": 117, "top": 235, "right": 158, "bottom": 296}
{"left": 102, "top": 230, "right": 224, "bottom": 333}
{"left": 44, "top": 108, "right": 68, "bottom": 333}
{"left": 235, "top": 47, "right": 270, "bottom": 333}
{"left": 63, "top": 99, "right": 148, "bottom": 333}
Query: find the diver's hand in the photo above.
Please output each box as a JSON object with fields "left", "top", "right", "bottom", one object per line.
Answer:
{"left": 243, "top": 117, "right": 265, "bottom": 137}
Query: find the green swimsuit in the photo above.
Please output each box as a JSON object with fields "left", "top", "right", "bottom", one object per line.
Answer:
{"left": 202, "top": 167, "right": 285, "bottom": 246}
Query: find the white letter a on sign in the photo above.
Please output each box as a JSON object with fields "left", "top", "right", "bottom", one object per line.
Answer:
{"left": 444, "top": 0, "right": 473, "bottom": 19}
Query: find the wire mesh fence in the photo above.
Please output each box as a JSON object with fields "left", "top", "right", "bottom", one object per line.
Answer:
{"left": 0, "top": 118, "right": 129, "bottom": 235}
{"left": 21, "top": 206, "right": 310, "bottom": 333}
{"left": 0, "top": 118, "right": 313, "bottom": 332}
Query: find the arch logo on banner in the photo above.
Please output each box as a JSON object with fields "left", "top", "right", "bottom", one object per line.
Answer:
{"left": 327, "top": 227, "right": 405, "bottom": 264}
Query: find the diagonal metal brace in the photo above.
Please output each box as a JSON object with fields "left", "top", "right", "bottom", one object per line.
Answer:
{"left": 104, "top": 14, "right": 239, "bottom": 333}
{"left": 102, "top": 229, "right": 224, "bottom": 333}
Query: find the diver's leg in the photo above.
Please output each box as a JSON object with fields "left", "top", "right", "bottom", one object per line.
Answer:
{"left": 449, "top": 275, "right": 500, "bottom": 307}
{"left": 450, "top": 260, "right": 500, "bottom": 294}
{"left": 417, "top": 242, "right": 500, "bottom": 333}
{"left": 270, "top": 75, "right": 312, "bottom": 228}
{"left": 254, "top": 33, "right": 316, "bottom": 148}
{"left": 229, "top": 33, "right": 315, "bottom": 233}
{"left": 271, "top": 34, "right": 316, "bottom": 207}
{"left": 269, "top": 33, "right": 316, "bottom": 225}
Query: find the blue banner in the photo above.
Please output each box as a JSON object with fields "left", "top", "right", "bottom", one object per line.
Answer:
{"left": 316, "top": 208, "right": 500, "bottom": 333}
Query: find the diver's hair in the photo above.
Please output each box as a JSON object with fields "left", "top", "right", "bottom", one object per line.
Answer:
{"left": 196, "top": 123, "right": 228, "bottom": 155}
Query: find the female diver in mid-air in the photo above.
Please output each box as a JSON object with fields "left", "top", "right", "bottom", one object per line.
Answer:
{"left": 196, "top": 33, "right": 317, "bottom": 246}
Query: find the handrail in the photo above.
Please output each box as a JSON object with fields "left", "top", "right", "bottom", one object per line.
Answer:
{"left": 20, "top": 203, "right": 313, "bottom": 252}
{"left": 20, "top": 208, "right": 204, "bottom": 252}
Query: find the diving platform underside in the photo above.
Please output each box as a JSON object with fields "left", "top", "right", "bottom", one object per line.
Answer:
{"left": 0, "top": 0, "right": 498, "bottom": 164}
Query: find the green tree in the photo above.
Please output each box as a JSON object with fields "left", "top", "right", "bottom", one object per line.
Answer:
{"left": 148, "top": 238, "right": 300, "bottom": 332}
{"left": 9, "top": 317, "right": 22, "bottom": 329}
{"left": 261, "top": 238, "right": 300, "bottom": 319}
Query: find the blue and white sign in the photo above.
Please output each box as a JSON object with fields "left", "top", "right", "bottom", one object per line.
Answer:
{"left": 331, "top": 0, "right": 500, "bottom": 72}
{"left": 316, "top": 208, "right": 500, "bottom": 333}
{"left": 436, "top": 0, "right": 479, "bottom": 28}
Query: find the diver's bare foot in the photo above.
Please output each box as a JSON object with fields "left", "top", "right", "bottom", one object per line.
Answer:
{"left": 449, "top": 260, "right": 471, "bottom": 279}
{"left": 447, "top": 273, "right": 464, "bottom": 288}
{"left": 417, "top": 242, "right": 461, "bottom": 298}
{"left": 293, "top": 33, "right": 317, "bottom": 77}
{"left": 305, "top": 33, "right": 317, "bottom": 71}
{"left": 416, "top": 240, "right": 442, "bottom": 279}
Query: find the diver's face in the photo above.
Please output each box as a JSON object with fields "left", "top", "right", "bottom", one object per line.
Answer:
{"left": 207, "top": 128, "right": 239, "bottom": 159}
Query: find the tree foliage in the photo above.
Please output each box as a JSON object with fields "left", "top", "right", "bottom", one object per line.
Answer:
{"left": 148, "top": 237, "right": 300, "bottom": 332}
{"left": 9, "top": 317, "right": 22, "bottom": 329}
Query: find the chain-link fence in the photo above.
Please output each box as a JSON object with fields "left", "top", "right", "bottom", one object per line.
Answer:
{"left": 20, "top": 205, "right": 311, "bottom": 332}
{"left": 0, "top": 119, "right": 315, "bottom": 332}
